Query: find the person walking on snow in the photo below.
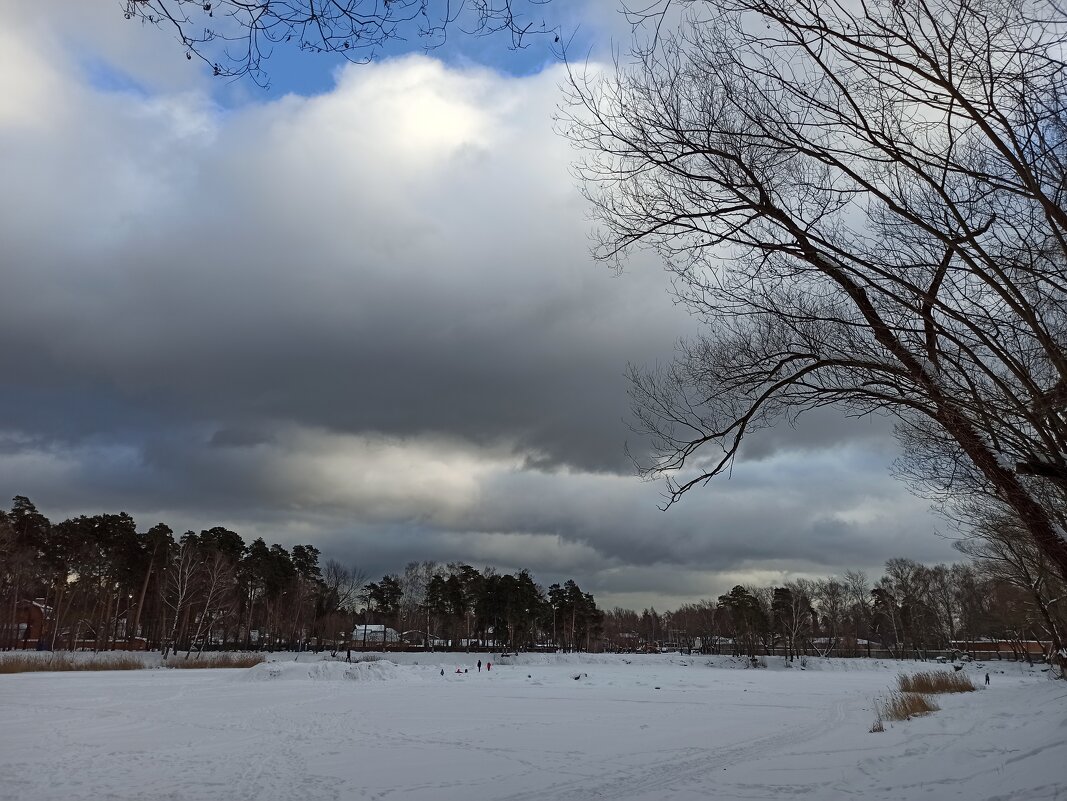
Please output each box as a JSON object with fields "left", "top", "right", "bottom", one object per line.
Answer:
{"left": 985, "top": 673, "right": 990, "bottom": 685}
{"left": 486, "top": 662, "right": 491, "bottom": 671}
{"left": 478, "top": 659, "right": 482, "bottom": 672}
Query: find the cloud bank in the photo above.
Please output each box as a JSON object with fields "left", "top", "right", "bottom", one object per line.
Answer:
{"left": 0, "top": 9, "right": 954, "bottom": 608}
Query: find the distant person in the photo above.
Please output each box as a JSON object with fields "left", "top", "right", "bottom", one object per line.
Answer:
{"left": 346, "top": 648, "right": 352, "bottom": 663}
{"left": 478, "top": 659, "right": 482, "bottom": 672}
{"left": 486, "top": 662, "right": 491, "bottom": 671}
{"left": 441, "top": 668, "right": 445, "bottom": 676}
{"left": 985, "top": 673, "right": 990, "bottom": 686}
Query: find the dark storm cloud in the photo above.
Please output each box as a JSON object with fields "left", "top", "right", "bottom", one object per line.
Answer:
{"left": 291, "top": 442, "right": 953, "bottom": 609}
{"left": 0, "top": 54, "right": 687, "bottom": 476}
{"left": 0, "top": 12, "right": 956, "bottom": 607}
{"left": 735, "top": 408, "right": 898, "bottom": 462}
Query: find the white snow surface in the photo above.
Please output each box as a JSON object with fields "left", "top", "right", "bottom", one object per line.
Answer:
{"left": 240, "top": 659, "right": 404, "bottom": 683}
{"left": 1, "top": 652, "right": 1063, "bottom": 800}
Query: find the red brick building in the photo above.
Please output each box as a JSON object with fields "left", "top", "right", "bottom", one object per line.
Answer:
{"left": 0, "top": 599, "right": 50, "bottom": 649}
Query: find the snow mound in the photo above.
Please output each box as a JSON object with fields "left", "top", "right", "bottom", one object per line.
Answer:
{"left": 241, "top": 659, "right": 402, "bottom": 683}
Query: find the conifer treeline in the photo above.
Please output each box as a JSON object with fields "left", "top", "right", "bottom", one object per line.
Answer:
{"left": 0, "top": 497, "right": 603, "bottom": 653}
{"left": 3, "top": 496, "right": 1064, "bottom": 662}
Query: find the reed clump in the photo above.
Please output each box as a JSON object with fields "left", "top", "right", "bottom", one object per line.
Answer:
{"left": 0, "top": 653, "right": 145, "bottom": 673}
{"left": 897, "top": 671, "right": 976, "bottom": 694}
{"left": 166, "top": 653, "right": 265, "bottom": 669}
{"left": 882, "top": 691, "right": 940, "bottom": 721}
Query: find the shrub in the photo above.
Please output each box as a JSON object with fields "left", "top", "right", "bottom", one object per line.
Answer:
{"left": 897, "top": 671, "right": 976, "bottom": 694}
{"left": 0, "top": 654, "right": 145, "bottom": 673}
{"left": 166, "top": 653, "right": 265, "bottom": 669}
{"left": 882, "top": 692, "right": 939, "bottom": 721}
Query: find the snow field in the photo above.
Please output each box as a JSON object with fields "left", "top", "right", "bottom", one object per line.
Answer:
{"left": 0, "top": 654, "right": 1062, "bottom": 801}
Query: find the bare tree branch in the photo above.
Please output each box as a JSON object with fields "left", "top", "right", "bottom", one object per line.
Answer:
{"left": 123, "top": 0, "right": 559, "bottom": 85}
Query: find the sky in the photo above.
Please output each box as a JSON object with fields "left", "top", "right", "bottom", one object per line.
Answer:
{"left": 0, "top": 0, "right": 958, "bottom": 609}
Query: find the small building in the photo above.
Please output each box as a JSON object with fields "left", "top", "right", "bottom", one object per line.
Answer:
{"left": 0, "top": 599, "right": 51, "bottom": 649}
{"left": 352, "top": 624, "right": 400, "bottom": 644}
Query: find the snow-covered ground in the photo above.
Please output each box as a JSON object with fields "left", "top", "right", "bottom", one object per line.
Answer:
{"left": 0, "top": 652, "right": 1062, "bottom": 800}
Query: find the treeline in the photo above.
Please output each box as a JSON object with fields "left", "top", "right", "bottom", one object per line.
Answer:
{"left": 603, "top": 556, "right": 1066, "bottom": 665}
{"left": 360, "top": 565, "right": 602, "bottom": 652}
{"left": 5, "top": 495, "right": 1063, "bottom": 664}
{"left": 0, "top": 497, "right": 602, "bottom": 654}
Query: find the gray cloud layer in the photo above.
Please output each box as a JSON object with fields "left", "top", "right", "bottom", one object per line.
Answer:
{"left": 0, "top": 8, "right": 955, "bottom": 608}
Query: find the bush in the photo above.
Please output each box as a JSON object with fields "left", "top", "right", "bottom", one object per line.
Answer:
{"left": 882, "top": 692, "right": 940, "bottom": 721}
{"left": 166, "top": 653, "right": 265, "bottom": 669}
{"left": 0, "top": 653, "right": 145, "bottom": 673}
{"left": 897, "top": 671, "right": 976, "bottom": 694}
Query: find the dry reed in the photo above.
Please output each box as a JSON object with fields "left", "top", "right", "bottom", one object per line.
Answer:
{"left": 0, "top": 653, "right": 145, "bottom": 673}
{"left": 882, "top": 692, "right": 940, "bottom": 721}
{"left": 897, "top": 671, "right": 976, "bottom": 694}
{"left": 165, "top": 653, "right": 265, "bottom": 669}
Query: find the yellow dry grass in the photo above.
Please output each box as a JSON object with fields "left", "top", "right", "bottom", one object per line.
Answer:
{"left": 897, "top": 671, "right": 976, "bottom": 694}
{"left": 166, "top": 653, "right": 265, "bottom": 669}
{"left": 0, "top": 653, "right": 145, "bottom": 673}
{"left": 882, "top": 691, "right": 940, "bottom": 721}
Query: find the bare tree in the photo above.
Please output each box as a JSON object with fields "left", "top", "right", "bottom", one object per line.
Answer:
{"left": 813, "top": 577, "right": 846, "bottom": 656}
{"left": 186, "top": 550, "right": 236, "bottom": 658}
{"left": 122, "top": 0, "right": 560, "bottom": 84}
{"left": 773, "top": 582, "right": 812, "bottom": 659}
{"left": 883, "top": 558, "right": 938, "bottom": 657}
{"left": 163, "top": 537, "right": 202, "bottom": 657}
{"left": 844, "top": 570, "right": 872, "bottom": 656}
{"left": 562, "top": 0, "right": 1067, "bottom": 582}
{"left": 398, "top": 560, "right": 437, "bottom": 644}
{"left": 956, "top": 510, "right": 1067, "bottom": 667}
{"left": 927, "top": 563, "right": 961, "bottom": 646}
{"left": 322, "top": 559, "right": 366, "bottom": 611}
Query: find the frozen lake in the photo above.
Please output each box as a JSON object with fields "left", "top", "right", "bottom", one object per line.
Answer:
{"left": 0, "top": 652, "right": 1062, "bottom": 800}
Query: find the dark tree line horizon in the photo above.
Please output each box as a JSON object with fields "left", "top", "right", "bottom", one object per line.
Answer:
{"left": 606, "top": 558, "right": 1064, "bottom": 666}
{"left": 2, "top": 496, "right": 1063, "bottom": 668}
{"left": 0, "top": 496, "right": 603, "bottom": 655}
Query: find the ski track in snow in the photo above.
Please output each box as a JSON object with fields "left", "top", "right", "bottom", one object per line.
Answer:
{"left": 0, "top": 654, "right": 1062, "bottom": 801}
{"left": 493, "top": 701, "right": 848, "bottom": 801}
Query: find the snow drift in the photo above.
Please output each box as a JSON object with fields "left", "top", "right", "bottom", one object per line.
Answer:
{"left": 241, "top": 659, "right": 403, "bottom": 683}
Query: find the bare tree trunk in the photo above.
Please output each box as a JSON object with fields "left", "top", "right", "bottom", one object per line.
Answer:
{"left": 130, "top": 541, "right": 160, "bottom": 644}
